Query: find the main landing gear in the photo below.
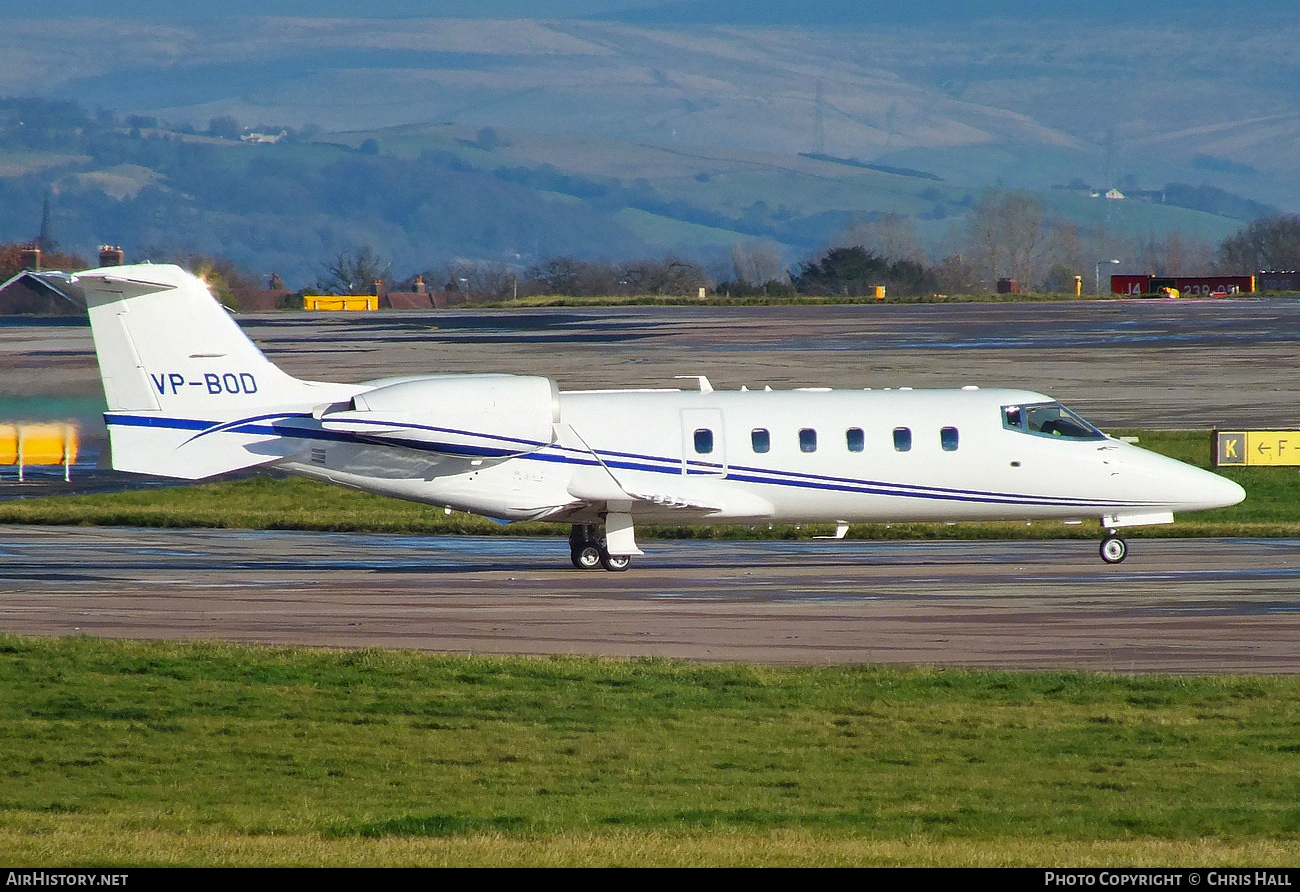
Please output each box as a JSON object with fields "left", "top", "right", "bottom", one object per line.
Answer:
{"left": 569, "top": 524, "right": 632, "bottom": 572}
{"left": 1100, "top": 531, "right": 1128, "bottom": 564}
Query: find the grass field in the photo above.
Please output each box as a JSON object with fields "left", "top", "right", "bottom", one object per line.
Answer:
{"left": 1, "top": 636, "right": 1296, "bottom": 867}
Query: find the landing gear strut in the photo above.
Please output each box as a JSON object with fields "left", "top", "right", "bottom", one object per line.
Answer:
{"left": 569, "top": 524, "right": 632, "bottom": 572}
{"left": 1100, "top": 531, "right": 1128, "bottom": 564}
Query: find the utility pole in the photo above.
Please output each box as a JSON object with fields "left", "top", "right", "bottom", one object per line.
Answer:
{"left": 814, "top": 79, "right": 825, "bottom": 155}
{"left": 36, "top": 190, "right": 56, "bottom": 251}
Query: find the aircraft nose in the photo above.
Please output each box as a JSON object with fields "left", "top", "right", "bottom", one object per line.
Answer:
{"left": 1203, "top": 471, "right": 1245, "bottom": 510}
{"left": 1177, "top": 463, "right": 1245, "bottom": 512}
{"left": 1119, "top": 443, "right": 1245, "bottom": 512}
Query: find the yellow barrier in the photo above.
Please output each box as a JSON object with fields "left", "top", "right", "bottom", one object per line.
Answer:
{"left": 0, "top": 422, "right": 79, "bottom": 481}
{"left": 303, "top": 295, "right": 379, "bottom": 311}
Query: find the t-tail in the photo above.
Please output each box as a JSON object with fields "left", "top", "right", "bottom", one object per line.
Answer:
{"left": 69, "top": 264, "right": 359, "bottom": 479}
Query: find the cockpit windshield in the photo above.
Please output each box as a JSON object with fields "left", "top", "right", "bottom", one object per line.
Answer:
{"left": 1001, "top": 402, "right": 1106, "bottom": 440}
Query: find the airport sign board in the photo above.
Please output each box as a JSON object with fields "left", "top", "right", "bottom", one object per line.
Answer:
{"left": 1215, "top": 430, "right": 1300, "bottom": 466}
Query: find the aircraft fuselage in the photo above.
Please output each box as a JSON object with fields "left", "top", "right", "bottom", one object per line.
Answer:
{"left": 281, "top": 384, "right": 1240, "bottom": 531}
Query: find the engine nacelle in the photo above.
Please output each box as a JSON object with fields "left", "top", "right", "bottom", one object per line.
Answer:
{"left": 317, "top": 374, "right": 560, "bottom": 457}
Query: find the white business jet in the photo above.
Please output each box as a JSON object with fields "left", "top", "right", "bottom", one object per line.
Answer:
{"left": 49, "top": 264, "right": 1243, "bottom": 570}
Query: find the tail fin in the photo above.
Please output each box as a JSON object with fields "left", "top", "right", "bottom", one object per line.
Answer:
{"left": 73, "top": 264, "right": 357, "bottom": 479}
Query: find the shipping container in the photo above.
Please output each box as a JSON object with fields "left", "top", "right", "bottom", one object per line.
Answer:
{"left": 1111, "top": 274, "right": 1152, "bottom": 295}
{"left": 1256, "top": 271, "right": 1300, "bottom": 292}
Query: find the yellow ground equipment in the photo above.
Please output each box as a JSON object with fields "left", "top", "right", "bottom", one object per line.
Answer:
{"left": 0, "top": 422, "right": 79, "bottom": 481}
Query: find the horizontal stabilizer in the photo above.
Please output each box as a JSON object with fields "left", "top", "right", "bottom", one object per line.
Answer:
{"left": 105, "top": 415, "right": 305, "bottom": 479}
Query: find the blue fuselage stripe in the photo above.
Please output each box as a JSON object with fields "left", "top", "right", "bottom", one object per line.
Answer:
{"left": 104, "top": 412, "right": 1151, "bottom": 510}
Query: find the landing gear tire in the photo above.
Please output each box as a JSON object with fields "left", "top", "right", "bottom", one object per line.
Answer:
{"left": 600, "top": 552, "right": 632, "bottom": 572}
{"left": 569, "top": 524, "right": 604, "bottom": 571}
{"left": 571, "top": 545, "right": 602, "bottom": 570}
{"left": 1100, "top": 533, "right": 1128, "bottom": 564}
{"left": 569, "top": 523, "right": 633, "bottom": 571}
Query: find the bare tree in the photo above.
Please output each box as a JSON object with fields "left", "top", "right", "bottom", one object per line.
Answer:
{"left": 729, "top": 240, "right": 787, "bottom": 286}
{"left": 441, "top": 260, "right": 517, "bottom": 302}
{"left": 1133, "top": 232, "right": 1216, "bottom": 276}
{"left": 317, "top": 246, "right": 389, "bottom": 295}
{"left": 964, "top": 190, "right": 1051, "bottom": 289}
{"left": 1216, "top": 214, "right": 1300, "bottom": 273}
{"left": 527, "top": 256, "right": 585, "bottom": 295}
{"left": 619, "top": 256, "right": 709, "bottom": 296}
{"left": 522, "top": 257, "right": 624, "bottom": 296}
{"left": 834, "top": 213, "right": 925, "bottom": 264}
{"left": 931, "top": 253, "right": 979, "bottom": 295}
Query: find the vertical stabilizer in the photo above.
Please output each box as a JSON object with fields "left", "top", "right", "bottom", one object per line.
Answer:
{"left": 75, "top": 264, "right": 327, "bottom": 413}
{"left": 72, "top": 264, "right": 357, "bottom": 478}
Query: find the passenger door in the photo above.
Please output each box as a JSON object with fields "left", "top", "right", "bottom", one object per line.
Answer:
{"left": 681, "top": 408, "right": 727, "bottom": 477}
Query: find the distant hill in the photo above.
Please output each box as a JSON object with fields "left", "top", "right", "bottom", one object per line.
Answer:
{"left": 0, "top": 5, "right": 1293, "bottom": 283}
{"left": 7, "top": 0, "right": 1289, "bottom": 25}
{"left": 611, "top": 0, "right": 1293, "bottom": 26}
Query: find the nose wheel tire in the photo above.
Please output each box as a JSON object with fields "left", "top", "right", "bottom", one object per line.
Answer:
{"left": 1100, "top": 534, "right": 1128, "bottom": 564}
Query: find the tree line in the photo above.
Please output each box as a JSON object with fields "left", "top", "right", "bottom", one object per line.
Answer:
{"left": 313, "top": 203, "right": 1300, "bottom": 302}
{"left": 7, "top": 207, "right": 1300, "bottom": 310}
{"left": 777, "top": 198, "right": 1300, "bottom": 298}
{"left": 351, "top": 192, "right": 1281, "bottom": 301}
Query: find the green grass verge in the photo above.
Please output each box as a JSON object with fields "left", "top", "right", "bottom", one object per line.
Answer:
{"left": 0, "top": 636, "right": 1296, "bottom": 866}
{"left": 0, "top": 430, "right": 1290, "bottom": 539}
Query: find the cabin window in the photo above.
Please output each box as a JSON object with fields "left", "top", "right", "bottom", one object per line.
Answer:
{"left": 846, "top": 427, "right": 865, "bottom": 452}
{"left": 693, "top": 428, "right": 714, "bottom": 454}
{"left": 799, "top": 428, "right": 817, "bottom": 453}
{"left": 751, "top": 428, "right": 770, "bottom": 453}
{"left": 893, "top": 427, "right": 912, "bottom": 452}
{"left": 940, "top": 426, "right": 959, "bottom": 451}
{"left": 1002, "top": 402, "right": 1105, "bottom": 441}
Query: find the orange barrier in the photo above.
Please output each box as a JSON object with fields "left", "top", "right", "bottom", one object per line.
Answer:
{"left": 0, "top": 422, "right": 79, "bottom": 481}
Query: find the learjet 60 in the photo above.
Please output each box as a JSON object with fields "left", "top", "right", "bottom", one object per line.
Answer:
{"left": 46, "top": 264, "right": 1244, "bottom": 570}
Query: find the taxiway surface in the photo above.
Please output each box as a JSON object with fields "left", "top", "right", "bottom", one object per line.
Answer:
{"left": 1, "top": 527, "right": 1295, "bottom": 674}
